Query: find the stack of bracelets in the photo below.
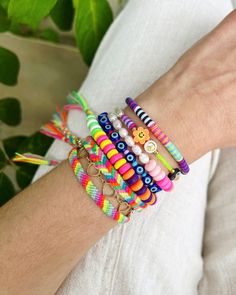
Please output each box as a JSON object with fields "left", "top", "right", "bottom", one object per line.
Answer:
{"left": 13, "top": 91, "right": 190, "bottom": 225}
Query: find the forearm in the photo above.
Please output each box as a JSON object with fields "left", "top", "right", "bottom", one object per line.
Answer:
{"left": 0, "top": 86, "right": 211, "bottom": 295}
{"left": 1, "top": 11, "right": 236, "bottom": 293}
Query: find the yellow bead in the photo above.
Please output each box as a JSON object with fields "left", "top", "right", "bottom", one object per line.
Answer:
{"left": 94, "top": 130, "right": 106, "bottom": 141}
{"left": 100, "top": 139, "right": 112, "bottom": 149}
{"left": 114, "top": 158, "right": 126, "bottom": 170}
{"left": 107, "top": 149, "right": 118, "bottom": 159}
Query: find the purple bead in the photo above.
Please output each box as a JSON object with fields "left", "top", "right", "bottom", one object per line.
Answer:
{"left": 142, "top": 192, "right": 153, "bottom": 203}
{"left": 136, "top": 185, "right": 147, "bottom": 196}
{"left": 126, "top": 174, "right": 139, "bottom": 186}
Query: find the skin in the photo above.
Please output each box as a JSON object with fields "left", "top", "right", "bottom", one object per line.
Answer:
{"left": 0, "top": 10, "right": 236, "bottom": 295}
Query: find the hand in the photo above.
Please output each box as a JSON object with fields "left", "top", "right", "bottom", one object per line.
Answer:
{"left": 130, "top": 11, "right": 236, "bottom": 164}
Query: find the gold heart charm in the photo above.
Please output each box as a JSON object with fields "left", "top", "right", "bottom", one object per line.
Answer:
{"left": 102, "top": 182, "right": 116, "bottom": 197}
{"left": 117, "top": 201, "right": 132, "bottom": 216}
{"left": 86, "top": 162, "right": 100, "bottom": 177}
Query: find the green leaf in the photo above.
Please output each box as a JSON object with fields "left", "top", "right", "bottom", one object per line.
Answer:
{"left": 0, "top": 0, "right": 10, "bottom": 10}
{"left": 75, "top": 0, "right": 113, "bottom": 65}
{"left": 16, "top": 164, "right": 37, "bottom": 189}
{"left": 0, "top": 5, "right": 10, "bottom": 32}
{"left": 51, "top": 0, "right": 74, "bottom": 31}
{"left": 17, "top": 132, "right": 53, "bottom": 155}
{"left": 39, "top": 28, "right": 59, "bottom": 43}
{"left": 8, "top": 0, "right": 58, "bottom": 29}
{"left": 72, "top": 0, "right": 78, "bottom": 8}
{"left": 0, "top": 172, "right": 15, "bottom": 206}
{"left": 3, "top": 135, "right": 27, "bottom": 158}
{"left": 16, "top": 132, "right": 53, "bottom": 189}
{"left": 0, "top": 47, "right": 20, "bottom": 86}
{"left": 0, "top": 98, "right": 21, "bottom": 126}
{"left": 0, "top": 147, "right": 7, "bottom": 169}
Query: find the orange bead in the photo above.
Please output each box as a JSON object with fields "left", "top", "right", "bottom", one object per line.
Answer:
{"left": 147, "top": 194, "right": 157, "bottom": 205}
{"left": 130, "top": 179, "right": 143, "bottom": 191}
{"left": 122, "top": 169, "right": 135, "bottom": 180}
{"left": 139, "top": 189, "right": 151, "bottom": 201}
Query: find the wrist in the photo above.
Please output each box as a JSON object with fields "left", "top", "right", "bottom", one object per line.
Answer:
{"left": 125, "top": 76, "right": 216, "bottom": 165}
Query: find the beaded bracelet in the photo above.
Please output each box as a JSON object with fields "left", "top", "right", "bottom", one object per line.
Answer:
{"left": 68, "top": 147, "right": 130, "bottom": 224}
{"left": 98, "top": 112, "right": 165, "bottom": 198}
{"left": 67, "top": 92, "right": 151, "bottom": 207}
{"left": 112, "top": 109, "right": 175, "bottom": 175}
{"left": 107, "top": 111, "right": 174, "bottom": 192}
{"left": 83, "top": 136, "right": 144, "bottom": 211}
{"left": 40, "top": 106, "right": 146, "bottom": 212}
{"left": 125, "top": 97, "right": 190, "bottom": 175}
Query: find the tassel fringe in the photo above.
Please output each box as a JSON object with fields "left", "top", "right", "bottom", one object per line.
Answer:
{"left": 12, "top": 153, "right": 59, "bottom": 166}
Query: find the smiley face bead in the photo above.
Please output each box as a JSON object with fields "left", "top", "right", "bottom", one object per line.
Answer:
{"left": 133, "top": 127, "right": 150, "bottom": 145}
{"left": 144, "top": 140, "right": 157, "bottom": 154}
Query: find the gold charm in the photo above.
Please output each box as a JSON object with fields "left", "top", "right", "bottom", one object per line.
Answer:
{"left": 86, "top": 162, "right": 100, "bottom": 177}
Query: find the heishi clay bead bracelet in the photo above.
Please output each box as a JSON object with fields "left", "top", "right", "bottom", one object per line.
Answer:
{"left": 98, "top": 112, "right": 166, "bottom": 198}
{"left": 98, "top": 113, "right": 158, "bottom": 203}
{"left": 68, "top": 147, "right": 130, "bottom": 224}
{"left": 107, "top": 111, "right": 174, "bottom": 191}
{"left": 83, "top": 136, "right": 143, "bottom": 211}
{"left": 67, "top": 92, "right": 151, "bottom": 207}
{"left": 125, "top": 97, "right": 190, "bottom": 176}
{"left": 113, "top": 109, "right": 175, "bottom": 175}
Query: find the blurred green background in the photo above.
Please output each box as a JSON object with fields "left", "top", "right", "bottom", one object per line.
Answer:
{"left": 0, "top": 0, "right": 127, "bottom": 206}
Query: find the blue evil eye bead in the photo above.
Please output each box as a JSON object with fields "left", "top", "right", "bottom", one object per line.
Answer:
{"left": 98, "top": 112, "right": 109, "bottom": 125}
{"left": 104, "top": 124, "right": 114, "bottom": 133}
{"left": 142, "top": 174, "right": 152, "bottom": 185}
{"left": 134, "top": 164, "right": 145, "bottom": 175}
{"left": 116, "top": 141, "right": 127, "bottom": 153}
{"left": 149, "top": 183, "right": 161, "bottom": 193}
{"left": 110, "top": 131, "right": 120, "bottom": 143}
{"left": 125, "top": 152, "right": 136, "bottom": 163}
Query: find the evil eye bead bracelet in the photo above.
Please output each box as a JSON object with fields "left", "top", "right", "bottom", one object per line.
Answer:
{"left": 98, "top": 112, "right": 157, "bottom": 205}
{"left": 106, "top": 112, "right": 174, "bottom": 192}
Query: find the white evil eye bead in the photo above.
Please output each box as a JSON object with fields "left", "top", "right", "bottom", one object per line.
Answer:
{"left": 118, "top": 128, "right": 128, "bottom": 138}
{"left": 139, "top": 153, "right": 149, "bottom": 164}
{"left": 132, "top": 145, "right": 142, "bottom": 156}
{"left": 144, "top": 140, "right": 157, "bottom": 154}
{"left": 115, "top": 107, "right": 124, "bottom": 117}
{"left": 125, "top": 135, "right": 135, "bottom": 147}
{"left": 113, "top": 119, "right": 122, "bottom": 130}
{"left": 108, "top": 113, "right": 117, "bottom": 122}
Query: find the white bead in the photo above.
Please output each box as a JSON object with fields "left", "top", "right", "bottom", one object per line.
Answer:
{"left": 115, "top": 107, "right": 124, "bottom": 117}
{"left": 139, "top": 153, "right": 149, "bottom": 164}
{"left": 132, "top": 145, "right": 142, "bottom": 156}
{"left": 113, "top": 119, "right": 122, "bottom": 130}
{"left": 118, "top": 128, "right": 128, "bottom": 138}
{"left": 108, "top": 113, "right": 117, "bottom": 122}
{"left": 125, "top": 136, "right": 135, "bottom": 147}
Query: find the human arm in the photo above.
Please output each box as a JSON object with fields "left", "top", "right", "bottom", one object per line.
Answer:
{"left": 0, "top": 11, "right": 236, "bottom": 295}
